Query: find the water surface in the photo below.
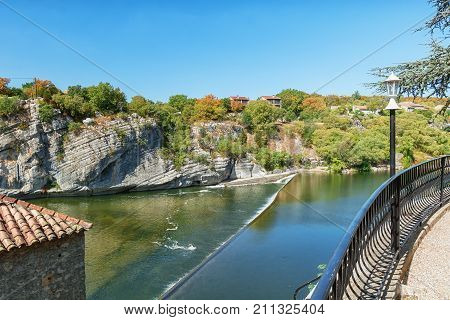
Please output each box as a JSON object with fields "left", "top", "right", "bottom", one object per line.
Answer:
{"left": 32, "top": 182, "right": 283, "bottom": 299}
{"left": 166, "top": 172, "right": 388, "bottom": 299}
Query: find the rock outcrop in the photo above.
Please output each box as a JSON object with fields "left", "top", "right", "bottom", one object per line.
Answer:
{"left": 0, "top": 100, "right": 269, "bottom": 198}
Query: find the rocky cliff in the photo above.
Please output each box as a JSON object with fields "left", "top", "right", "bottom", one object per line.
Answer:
{"left": 0, "top": 100, "right": 269, "bottom": 198}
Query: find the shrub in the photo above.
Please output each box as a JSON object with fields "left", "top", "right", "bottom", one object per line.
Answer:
{"left": 0, "top": 96, "right": 21, "bottom": 117}
{"left": 38, "top": 104, "right": 55, "bottom": 123}
{"left": 68, "top": 122, "right": 83, "bottom": 135}
{"left": 254, "top": 148, "right": 292, "bottom": 171}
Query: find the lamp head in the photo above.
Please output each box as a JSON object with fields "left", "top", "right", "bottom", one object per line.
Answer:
{"left": 384, "top": 72, "right": 401, "bottom": 98}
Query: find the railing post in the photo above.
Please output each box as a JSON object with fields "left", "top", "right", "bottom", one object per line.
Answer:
{"left": 440, "top": 157, "right": 445, "bottom": 206}
{"left": 391, "top": 177, "right": 400, "bottom": 252}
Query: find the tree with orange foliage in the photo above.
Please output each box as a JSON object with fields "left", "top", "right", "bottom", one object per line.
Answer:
{"left": 301, "top": 96, "right": 327, "bottom": 119}
{"left": 192, "top": 94, "right": 226, "bottom": 121}
{"left": 0, "top": 77, "right": 11, "bottom": 95}
{"left": 230, "top": 100, "right": 246, "bottom": 112}
{"left": 23, "top": 79, "right": 59, "bottom": 102}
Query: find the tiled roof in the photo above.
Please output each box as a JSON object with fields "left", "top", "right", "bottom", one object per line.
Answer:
{"left": 0, "top": 195, "right": 92, "bottom": 254}
{"left": 230, "top": 96, "right": 249, "bottom": 101}
{"left": 261, "top": 95, "right": 281, "bottom": 100}
{"left": 398, "top": 101, "right": 425, "bottom": 108}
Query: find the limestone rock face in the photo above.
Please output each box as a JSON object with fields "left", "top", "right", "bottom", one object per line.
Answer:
{"left": 0, "top": 101, "right": 269, "bottom": 198}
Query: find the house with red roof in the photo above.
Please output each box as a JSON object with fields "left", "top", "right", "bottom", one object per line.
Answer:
{"left": 261, "top": 95, "right": 282, "bottom": 107}
{"left": 0, "top": 195, "right": 92, "bottom": 299}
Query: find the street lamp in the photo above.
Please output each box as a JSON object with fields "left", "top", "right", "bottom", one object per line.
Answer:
{"left": 384, "top": 73, "right": 400, "bottom": 177}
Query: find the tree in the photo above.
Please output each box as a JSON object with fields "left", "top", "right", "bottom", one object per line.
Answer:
{"left": 0, "top": 77, "right": 10, "bottom": 95}
{"left": 370, "top": 0, "right": 449, "bottom": 117}
{"left": 168, "top": 94, "right": 195, "bottom": 111}
{"left": 242, "top": 100, "right": 283, "bottom": 130}
{"left": 52, "top": 93, "right": 94, "bottom": 120}
{"left": 301, "top": 96, "right": 327, "bottom": 119}
{"left": 277, "top": 89, "right": 308, "bottom": 119}
{"left": 86, "top": 82, "right": 127, "bottom": 114}
{"left": 192, "top": 94, "right": 226, "bottom": 121}
{"left": 67, "top": 85, "right": 89, "bottom": 99}
{"left": 220, "top": 98, "right": 232, "bottom": 112}
{"left": 128, "top": 96, "right": 155, "bottom": 116}
{"left": 23, "top": 79, "right": 60, "bottom": 102}
{"left": 351, "top": 91, "right": 361, "bottom": 100}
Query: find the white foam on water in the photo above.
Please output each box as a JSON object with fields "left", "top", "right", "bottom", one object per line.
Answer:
{"left": 154, "top": 237, "right": 197, "bottom": 252}
{"left": 164, "top": 238, "right": 196, "bottom": 251}
{"left": 166, "top": 216, "right": 179, "bottom": 231}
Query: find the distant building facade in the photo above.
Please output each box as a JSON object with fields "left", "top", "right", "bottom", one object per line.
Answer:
{"left": 230, "top": 95, "right": 250, "bottom": 106}
{"left": 398, "top": 101, "right": 427, "bottom": 112}
{"left": 352, "top": 105, "right": 378, "bottom": 115}
{"left": 261, "top": 95, "right": 282, "bottom": 107}
{"left": 0, "top": 195, "right": 92, "bottom": 300}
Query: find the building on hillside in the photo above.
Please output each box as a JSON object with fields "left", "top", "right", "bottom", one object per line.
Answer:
{"left": 330, "top": 105, "right": 340, "bottom": 111}
{"left": 0, "top": 195, "right": 92, "bottom": 300}
{"left": 398, "top": 101, "right": 427, "bottom": 112}
{"left": 229, "top": 95, "right": 250, "bottom": 106}
{"left": 261, "top": 95, "right": 282, "bottom": 107}
{"left": 434, "top": 105, "right": 445, "bottom": 112}
{"left": 352, "top": 105, "right": 377, "bottom": 115}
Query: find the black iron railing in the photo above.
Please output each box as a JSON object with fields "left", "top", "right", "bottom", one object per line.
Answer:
{"left": 310, "top": 155, "right": 450, "bottom": 300}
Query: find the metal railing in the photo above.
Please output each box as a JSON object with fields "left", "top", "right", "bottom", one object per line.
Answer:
{"left": 310, "top": 155, "right": 450, "bottom": 300}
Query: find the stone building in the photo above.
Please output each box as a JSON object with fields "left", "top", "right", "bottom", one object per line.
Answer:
{"left": 0, "top": 195, "right": 92, "bottom": 299}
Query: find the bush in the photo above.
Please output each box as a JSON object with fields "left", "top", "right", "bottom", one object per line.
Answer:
{"left": 38, "top": 104, "right": 55, "bottom": 123}
{"left": 254, "top": 148, "right": 292, "bottom": 171}
{"left": 216, "top": 136, "right": 247, "bottom": 159}
{"left": 52, "top": 93, "right": 95, "bottom": 120}
{"left": 0, "top": 96, "right": 21, "bottom": 117}
{"left": 68, "top": 122, "right": 83, "bottom": 135}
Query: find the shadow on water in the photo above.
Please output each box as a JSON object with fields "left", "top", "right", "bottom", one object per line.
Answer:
{"left": 166, "top": 172, "right": 389, "bottom": 299}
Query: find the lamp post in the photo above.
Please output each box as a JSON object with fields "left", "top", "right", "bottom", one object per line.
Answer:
{"left": 384, "top": 73, "right": 401, "bottom": 177}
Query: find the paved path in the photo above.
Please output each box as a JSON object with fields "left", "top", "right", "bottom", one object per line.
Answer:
{"left": 403, "top": 205, "right": 450, "bottom": 299}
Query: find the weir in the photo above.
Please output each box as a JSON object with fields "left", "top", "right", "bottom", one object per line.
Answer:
{"left": 164, "top": 172, "right": 389, "bottom": 299}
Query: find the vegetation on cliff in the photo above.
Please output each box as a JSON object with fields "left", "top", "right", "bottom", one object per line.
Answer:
{"left": 0, "top": 76, "right": 448, "bottom": 173}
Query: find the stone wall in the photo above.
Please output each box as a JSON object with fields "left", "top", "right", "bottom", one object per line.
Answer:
{"left": 0, "top": 232, "right": 86, "bottom": 299}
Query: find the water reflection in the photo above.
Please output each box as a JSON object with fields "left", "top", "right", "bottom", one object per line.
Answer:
{"left": 167, "top": 172, "right": 388, "bottom": 299}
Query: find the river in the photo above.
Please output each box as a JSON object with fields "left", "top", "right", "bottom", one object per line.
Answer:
{"left": 31, "top": 171, "right": 388, "bottom": 299}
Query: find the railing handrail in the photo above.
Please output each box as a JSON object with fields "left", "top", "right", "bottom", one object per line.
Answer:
{"left": 311, "top": 155, "right": 449, "bottom": 299}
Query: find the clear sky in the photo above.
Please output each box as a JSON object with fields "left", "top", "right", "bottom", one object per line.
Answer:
{"left": 0, "top": 0, "right": 434, "bottom": 101}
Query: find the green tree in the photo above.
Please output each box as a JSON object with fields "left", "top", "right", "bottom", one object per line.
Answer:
{"left": 128, "top": 96, "right": 155, "bottom": 117}
{"left": 370, "top": 0, "right": 449, "bottom": 117}
{"left": 242, "top": 100, "right": 283, "bottom": 130}
{"left": 52, "top": 93, "right": 94, "bottom": 120}
{"left": 86, "top": 82, "right": 127, "bottom": 114}
{"left": 277, "top": 89, "right": 308, "bottom": 119}
{"left": 168, "top": 94, "right": 195, "bottom": 112}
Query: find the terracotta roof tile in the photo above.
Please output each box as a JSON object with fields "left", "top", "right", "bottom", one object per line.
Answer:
{"left": 0, "top": 195, "right": 92, "bottom": 253}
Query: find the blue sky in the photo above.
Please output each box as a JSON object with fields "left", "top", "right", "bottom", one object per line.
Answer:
{"left": 0, "top": 0, "right": 434, "bottom": 101}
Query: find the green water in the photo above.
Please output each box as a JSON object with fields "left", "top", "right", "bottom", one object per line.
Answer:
{"left": 166, "top": 172, "right": 389, "bottom": 299}
{"left": 31, "top": 172, "right": 388, "bottom": 300}
{"left": 31, "top": 182, "right": 284, "bottom": 299}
